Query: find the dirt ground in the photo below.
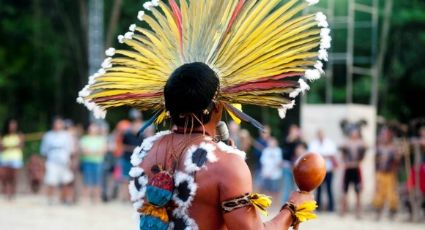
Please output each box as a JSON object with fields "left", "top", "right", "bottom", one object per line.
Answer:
{"left": 0, "top": 195, "right": 423, "bottom": 230}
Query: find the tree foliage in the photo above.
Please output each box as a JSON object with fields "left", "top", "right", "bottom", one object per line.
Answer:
{"left": 381, "top": 0, "right": 425, "bottom": 121}
{"left": 0, "top": 0, "right": 424, "bottom": 133}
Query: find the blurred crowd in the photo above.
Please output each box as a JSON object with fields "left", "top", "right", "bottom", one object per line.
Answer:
{"left": 0, "top": 112, "right": 424, "bottom": 221}
{"left": 0, "top": 110, "right": 154, "bottom": 205}
{"left": 247, "top": 120, "right": 425, "bottom": 221}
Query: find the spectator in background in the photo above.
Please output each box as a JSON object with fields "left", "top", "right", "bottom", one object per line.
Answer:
{"left": 0, "top": 156, "right": 3, "bottom": 196}
{"left": 26, "top": 154, "right": 45, "bottom": 194}
{"left": 309, "top": 129, "right": 337, "bottom": 212}
{"left": 253, "top": 126, "right": 271, "bottom": 188}
{"left": 40, "top": 117, "right": 74, "bottom": 204}
{"left": 229, "top": 121, "right": 241, "bottom": 149}
{"left": 340, "top": 128, "right": 367, "bottom": 218}
{"left": 119, "top": 109, "right": 144, "bottom": 201}
{"left": 294, "top": 142, "right": 308, "bottom": 160}
{"left": 79, "top": 122, "right": 107, "bottom": 203}
{"left": 373, "top": 127, "right": 400, "bottom": 220}
{"left": 110, "top": 120, "right": 131, "bottom": 200}
{"left": 419, "top": 125, "right": 425, "bottom": 163}
{"left": 64, "top": 119, "right": 80, "bottom": 154}
{"left": 101, "top": 124, "right": 117, "bottom": 202}
{"left": 239, "top": 129, "right": 252, "bottom": 153}
{"left": 143, "top": 124, "right": 155, "bottom": 138}
{"left": 260, "top": 137, "right": 283, "bottom": 197}
{"left": 0, "top": 118, "right": 24, "bottom": 200}
{"left": 64, "top": 119, "right": 81, "bottom": 204}
{"left": 281, "top": 124, "right": 303, "bottom": 203}
{"left": 407, "top": 124, "right": 425, "bottom": 218}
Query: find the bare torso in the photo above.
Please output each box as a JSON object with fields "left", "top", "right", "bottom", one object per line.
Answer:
{"left": 134, "top": 131, "right": 299, "bottom": 230}
{"left": 139, "top": 133, "right": 234, "bottom": 229}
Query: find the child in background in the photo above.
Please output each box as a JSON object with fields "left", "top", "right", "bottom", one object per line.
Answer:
{"left": 253, "top": 126, "right": 271, "bottom": 189}
{"left": 27, "top": 154, "right": 45, "bottom": 194}
{"left": 260, "top": 137, "right": 283, "bottom": 197}
{"left": 79, "top": 123, "right": 107, "bottom": 203}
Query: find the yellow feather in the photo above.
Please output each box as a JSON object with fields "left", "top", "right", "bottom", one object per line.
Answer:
{"left": 142, "top": 15, "right": 174, "bottom": 48}
{"left": 248, "top": 193, "right": 272, "bottom": 216}
{"left": 295, "top": 201, "right": 318, "bottom": 222}
{"left": 80, "top": 0, "right": 330, "bottom": 119}
{"left": 155, "top": 110, "right": 168, "bottom": 124}
{"left": 157, "top": 2, "right": 181, "bottom": 48}
{"left": 226, "top": 103, "right": 242, "bottom": 124}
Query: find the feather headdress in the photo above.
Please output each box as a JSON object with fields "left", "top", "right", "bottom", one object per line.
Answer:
{"left": 78, "top": 0, "right": 331, "bottom": 127}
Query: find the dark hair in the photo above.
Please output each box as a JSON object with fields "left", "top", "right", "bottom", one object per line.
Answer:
{"left": 51, "top": 115, "right": 63, "bottom": 127}
{"left": 1, "top": 118, "right": 18, "bottom": 136}
{"left": 164, "top": 62, "right": 219, "bottom": 127}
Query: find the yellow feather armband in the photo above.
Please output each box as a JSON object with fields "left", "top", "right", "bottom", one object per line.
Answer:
{"left": 221, "top": 193, "right": 272, "bottom": 216}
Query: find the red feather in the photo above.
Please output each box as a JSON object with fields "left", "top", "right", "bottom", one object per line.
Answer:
{"left": 226, "top": 0, "right": 245, "bottom": 34}
{"left": 222, "top": 72, "right": 301, "bottom": 93}
{"left": 94, "top": 92, "right": 163, "bottom": 103}
{"left": 223, "top": 81, "right": 297, "bottom": 94}
{"left": 169, "top": 0, "right": 183, "bottom": 50}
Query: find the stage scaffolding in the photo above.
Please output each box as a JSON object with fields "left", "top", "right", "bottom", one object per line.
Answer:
{"left": 306, "top": 0, "right": 392, "bottom": 107}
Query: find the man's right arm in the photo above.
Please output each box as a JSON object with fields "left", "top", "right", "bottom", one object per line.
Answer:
{"left": 220, "top": 153, "right": 313, "bottom": 229}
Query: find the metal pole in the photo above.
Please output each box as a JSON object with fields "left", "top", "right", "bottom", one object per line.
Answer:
{"left": 372, "top": 0, "right": 393, "bottom": 107}
{"left": 326, "top": 0, "right": 335, "bottom": 104}
{"left": 88, "top": 0, "right": 104, "bottom": 78}
{"left": 88, "top": 0, "right": 104, "bottom": 121}
{"left": 370, "top": 0, "right": 379, "bottom": 107}
{"left": 371, "top": 0, "right": 379, "bottom": 66}
{"left": 346, "top": 0, "right": 355, "bottom": 104}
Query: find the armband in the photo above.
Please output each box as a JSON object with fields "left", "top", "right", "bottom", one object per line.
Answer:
{"left": 221, "top": 193, "right": 271, "bottom": 216}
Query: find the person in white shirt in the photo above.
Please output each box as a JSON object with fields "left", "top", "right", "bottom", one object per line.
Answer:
{"left": 40, "top": 117, "right": 74, "bottom": 204}
{"left": 308, "top": 129, "right": 337, "bottom": 212}
{"left": 260, "top": 137, "right": 283, "bottom": 196}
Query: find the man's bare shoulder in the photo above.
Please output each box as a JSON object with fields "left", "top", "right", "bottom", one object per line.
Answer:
{"left": 207, "top": 142, "right": 252, "bottom": 199}
{"left": 208, "top": 142, "right": 247, "bottom": 168}
{"left": 215, "top": 141, "right": 247, "bottom": 159}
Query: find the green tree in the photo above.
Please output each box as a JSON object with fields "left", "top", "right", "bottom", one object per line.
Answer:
{"left": 0, "top": 0, "right": 424, "bottom": 134}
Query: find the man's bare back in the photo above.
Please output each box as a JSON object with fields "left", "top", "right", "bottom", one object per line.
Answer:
{"left": 139, "top": 133, "right": 242, "bottom": 229}
{"left": 136, "top": 132, "right": 310, "bottom": 229}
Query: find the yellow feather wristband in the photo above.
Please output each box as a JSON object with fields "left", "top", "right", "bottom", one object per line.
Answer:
{"left": 295, "top": 201, "right": 318, "bottom": 222}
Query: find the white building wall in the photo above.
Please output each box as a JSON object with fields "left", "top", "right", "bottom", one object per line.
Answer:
{"left": 301, "top": 104, "right": 377, "bottom": 209}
